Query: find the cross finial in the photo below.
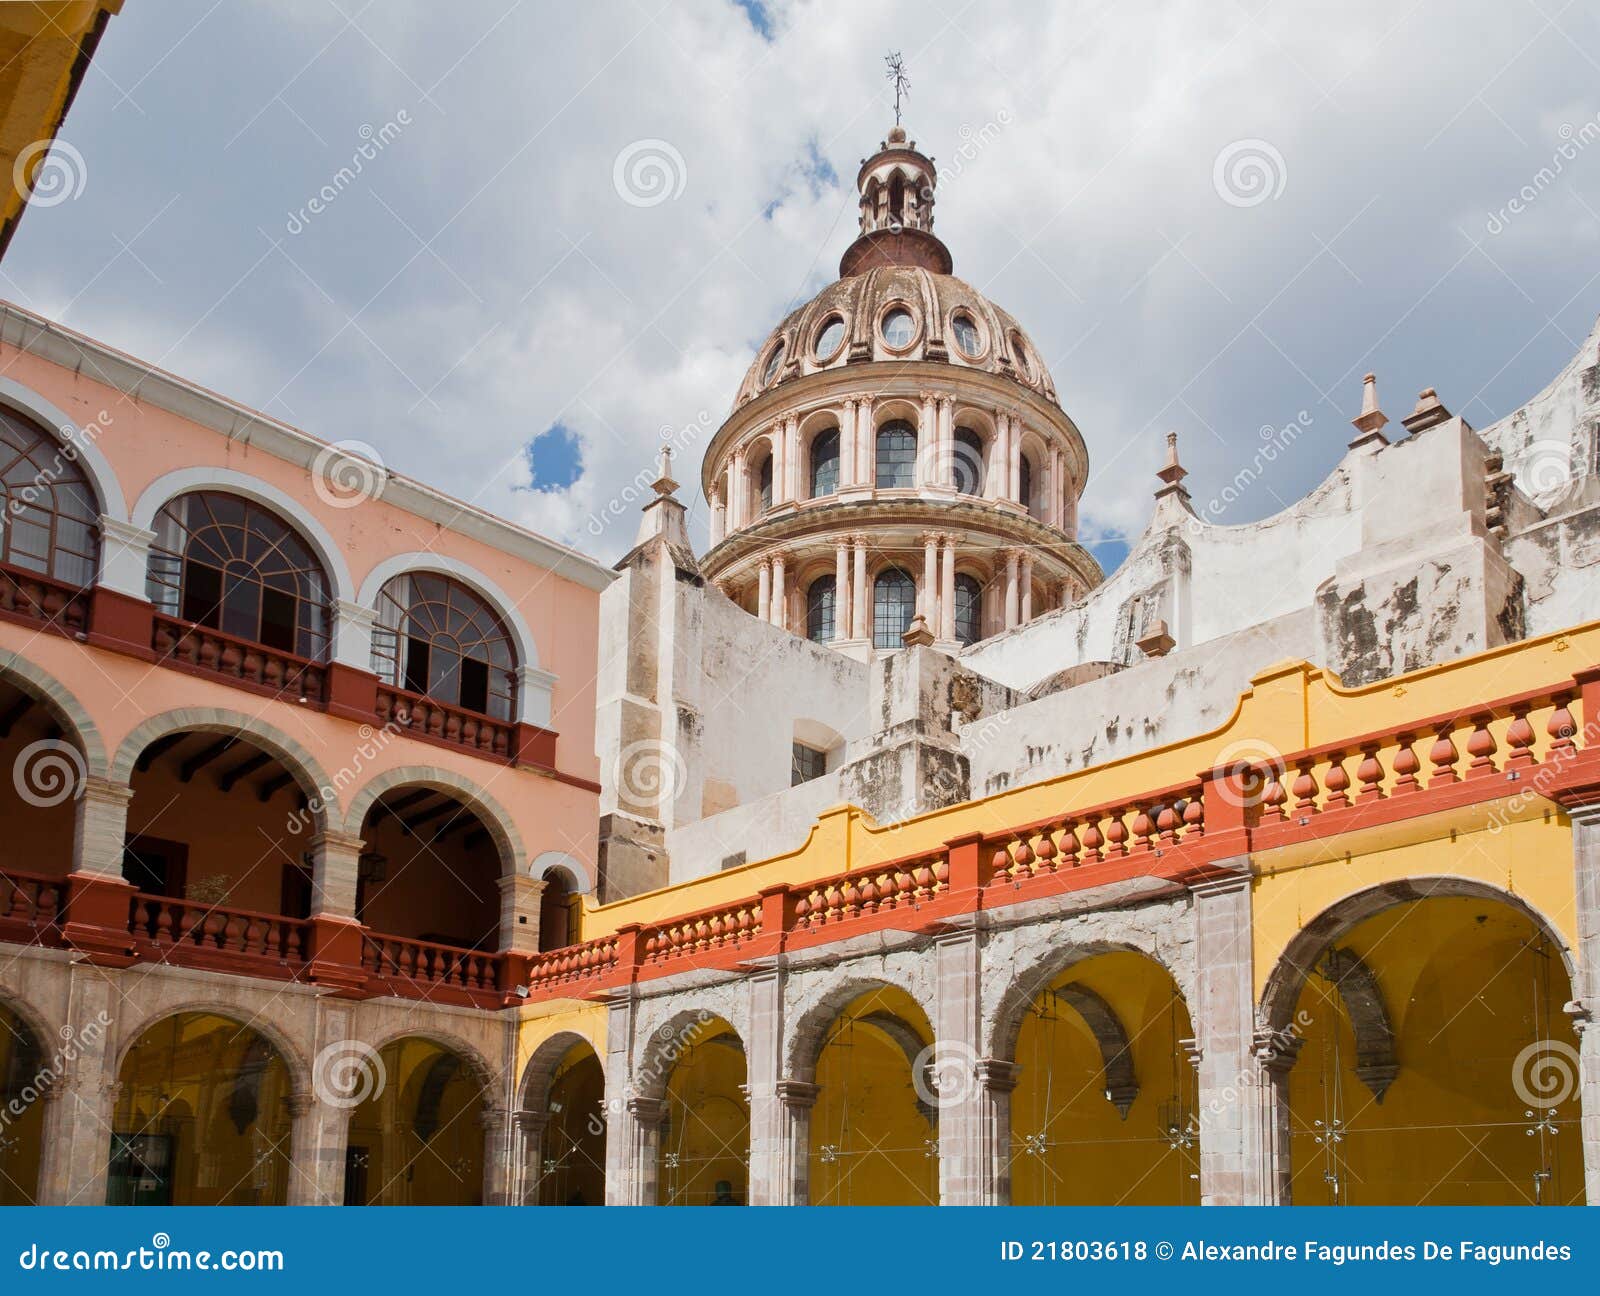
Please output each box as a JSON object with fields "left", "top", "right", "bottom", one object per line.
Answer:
{"left": 885, "top": 52, "right": 910, "bottom": 126}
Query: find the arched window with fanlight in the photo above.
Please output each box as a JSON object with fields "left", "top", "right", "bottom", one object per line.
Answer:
{"left": 145, "top": 492, "right": 331, "bottom": 658}
{"left": 875, "top": 422, "right": 917, "bottom": 489}
{"left": 809, "top": 428, "right": 840, "bottom": 498}
{"left": 953, "top": 426, "right": 984, "bottom": 496}
{"left": 872, "top": 567, "right": 916, "bottom": 649}
{"left": 954, "top": 574, "right": 983, "bottom": 646}
{"left": 757, "top": 454, "right": 773, "bottom": 513}
{"left": 370, "top": 572, "right": 518, "bottom": 720}
{"left": 806, "top": 575, "right": 836, "bottom": 643}
{"left": 0, "top": 408, "right": 100, "bottom": 587}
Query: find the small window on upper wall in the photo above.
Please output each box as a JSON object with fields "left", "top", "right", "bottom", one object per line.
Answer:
{"left": 881, "top": 308, "right": 915, "bottom": 350}
{"left": 762, "top": 342, "right": 785, "bottom": 385}
{"left": 951, "top": 312, "right": 982, "bottom": 358}
{"left": 791, "top": 742, "right": 827, "bottom": 786}
{"left": 814, "top": 316, "right": 845, "bottom": 362}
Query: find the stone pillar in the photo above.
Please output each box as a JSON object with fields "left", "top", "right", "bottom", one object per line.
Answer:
{"left": 834, "top": 541, "right": 851, "bottom": 641}
{"left": 1009, "top": 417, "right": 1023, "bottom": 502}
{"left": 974, "top": 1059, "right": 1022, "bottom": 1205}
{"left": 38, "top": 970, "right": 119, "bottom": 1205}
{"left": 622, "top": 1097, "right": 668, "bottom": 1205}
{"left": 856, "top": 398, "right": 874, "bottom": 485}
{"left": 757, "top": 558, "right": 771, "bottom": 623}
{"left": 515, "top": 1111, "right": 548, "bottom": 1205}
{"left": 72, "top": 777, "right": 132, "bottom": 879}
{"left": 840, "top": 399, "right": 857, "bottom": 487}
{"left": 710, "top": 486, "right": 724, "bottom": 546}
{"left": 62, "top": 778, "right": 137, "bottom": 962}
{"left": 602, "top": 993, "right": 636, "bottom": 1205}
{"left": 938, "top": 396, "right": 955, "bottom": 488}
{"left": 1569, "top": 805, "right": 1600, "bottom": 1204}
{"left": 1020, "top": 552, "right": 1034, "bottom": 623}
{"left": 771, "top": 426, "right": 786, "bottom": 507}
{"left": 480, "top": 1105, "right": 515, "bottom": 1205}
{"left": 770, "top": 554, "right": 786, "bottom": 629}
{"left": 852, "top": 537, "right": 868, "bottom": 642}
{"left": 1190, "top": 869, "right": 1261, "bottom": 1205}
{"left": 940, "top": 537, "right": 957, "bottom": 641}
{"left": 933, "top": 923, "right": 984, "bottom": 1205}
{"left": 745, "top": 962, "right": 786, "bottom": 1205}
{"left": 786, "top": 417, "right": 801, "bottom": 501}
{"left": 918, "top": 391, "right": 937, "bottom": 485}
{"left": 772, "top": 1080, "right": 818, "bottom": 1204}
{"left": 1251, "top": 1029, "right": 1301, "bottom": 1204}
{"left": 498, "top": 873, "right": 545, "bottom": 954}
{"left": 921, "top": 533, "right": 939, "bottom": 623}
{"left": 731, "top": 449, "right": 746, "bottom": 528}
{"left": 1003, "top": 550, "right": 1020, "bottom": 629}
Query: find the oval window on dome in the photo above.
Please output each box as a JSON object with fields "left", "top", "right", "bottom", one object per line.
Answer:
{"left": 951, "top": 312, "right": 982, "bottom": 358}
{"left": 762, "top": 342, "right": 785, "bottom": 385}
{"left": 814, "top": 316, "right": 845, "bottom": 362}
{"left": 1010, "top": 330, "right": 1034, "bottom": 379}
{"left": 881, "top": 307, "right": 916, "bottom": 350}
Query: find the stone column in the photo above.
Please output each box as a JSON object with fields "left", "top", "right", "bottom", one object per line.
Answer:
{"left": 1190, "top": 869, "right": 1261, "bottom": 1205}
{"left": 840, "top": 399, "right": 857, "bottom": 487}
{"left": 602, "top": 992, "right": 636, "bottom": 1205}
{"left": 515, "top": 1111, "right": 548, "bottom": 1205}
{"left": 72, "top": 777, "right": 132, "bottom": 879}
{"left": 622, "top": 1097, "right": 668, "bottom": 1205}
{"left": 1003, "top": 550, "right": 1020, "bottom": 629}
{"left": 772, "top": 1080, "right": 818, "bottom": 1205}
{"left": 1251, "top": 1029, "right": 1301, "bottom": 1205}
{"left": 856, "top": 398, "right": 874, "bottom": 484}
{"left": 1020, "top": 553, "right": 1034, "bottom": 623}
{"left": 834, "top": 541, "right": 851, "bottom": 641}
{"left": 941, "top": 537, "right": 957, "bottom": 641}
{"left": 933, "top": 923, "right": 984, "bottom": 1205}
{"left": 308, "top": 829, "right": 366, "bottom": 919}
{"left": 771, "top": 426, "right": 786, "bottom": 506}
{"left": 975, "top": 1059, "right": 1022, "bottom": 1205}
{"left": 1009, "top": 417, "right": 1023, "bottom": 502}
{"left": 745, "top": 962, "right": 786, "bottom": 1205}
{"left": 710, "top": 486, "right": 725, "bottom": 547}
{"left": 96, "top": 516, "right": 155, "bottom": 598}
{"left": 1569, "top": 804, "right": 1600, "bottom": 1204}
{"left": 62, "top": 779, "right": 137, "bottom": 963}
{"left": 984, "top": 420, "right": 1002, "bottom": 499}
{"left": 852, "top": 537, "right": 868, "bottom": 642}
{"left": 918, "top": 392, "right": 937, "bottom": 485}
{"left": 480, "top": 1105, "right": 515, "bottom": 1205}
{"left": 786, "top": 417, "right": 801, "bottom": 501}
{"left": 38, "top": 971, "right": 119, "bottom": 1205}
{"left": 498, "top": 873, "right": 545, "bottom": 954}
{"left": 938, "top": 397, "right": 955, "bottom": 488}
{"left": 757, "top": 558, "right": 771, "bottom": 623}
{"left": 921, "top": 533, "right": 939, "bottom": 623}
{"left": 770, "top": 554, "right": 786, "bottom": 629}
{"left": 731, "top": 449, "right": 746, "bottom": 528}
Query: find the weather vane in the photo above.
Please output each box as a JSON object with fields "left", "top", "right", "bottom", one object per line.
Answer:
{"left": 885, "top": 51, "right": 909, "bottom": 126}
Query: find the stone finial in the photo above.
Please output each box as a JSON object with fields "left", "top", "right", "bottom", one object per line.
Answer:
{"left": 1348, "top": 372, "right": 1390, "bottom": 450}
{"left": 651, "top": 444, "right": 678, "bottom": 498}
{"left": 1154, "top": 432, "right": 1190, "bottom": 501}
{"left": 900, "top": 612, "right": 935, "bottom": 647}
{"left": 1135, "top": 619, "right": 1175, "bottom": 658}
{"left": 1401, "top": 387, "right": 1452, "bottom": 435}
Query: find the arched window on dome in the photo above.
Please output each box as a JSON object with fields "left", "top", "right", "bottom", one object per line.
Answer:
{"left": 953, "top": 426, "right": 984, "bottom": 497}
{"left": 809, "top": 428, "right": 840, "bottom": 498}
{"left": 806, "top": 575, "right": 836, "bottom": 643}
{"left": 1019, "top": 453, "right": 1034, "bottom": 514}
{"left": 757, "top": 454, "right": 773, "bottom": 514}
{"left": 888, "top": 173, "right": 906, "bottom": 224}
{"left": 954, "top": 574, "right": 983, "bottom": 647}
{"left": 875, "top": 421, "right": 917, "bottom": 489}
{"left": 146, "top": 491, "right": 331, "bottom": 659}
{"left": 371, "top": 572, "right": 518, "bottom": 720}
{"left": 872, "top": 567, "right": 916, "bottom": 649}
{"left": 0, "top": 408, "right": 100, "bottom": 586}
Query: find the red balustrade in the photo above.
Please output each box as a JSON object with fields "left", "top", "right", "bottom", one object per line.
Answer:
{"left": 0, "top": 868, "right": 66, "bottom": 945}
{"left": 374, "top": 683, "right": 513, "bottom": 760}
{"left": 0, "top": 564, "right": 90, "bottom": 636}
{"left": 152, "top": 614, "right": 328, "bottom": 704}
{"left": 361, "top": 932, "right": 505, "bottom": 1005}
{"left": 792, "top": 855, "right": 949, "bottom": 930}
{"left": 128, "top": 893, "right": 310, "bottom": 975}
{"left": 525, "top": 933, "right": 619, "bottom": 990}
{"left": 642, "top": 900, "right": 763, "bottom": 962}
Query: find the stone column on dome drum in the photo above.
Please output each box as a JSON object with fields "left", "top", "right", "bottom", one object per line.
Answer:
{"left": 834, "top": 541, "right": 851, "bottom": 641}
{"left": 918, "top": 392, "right": 937, "bottom": 485}
{"left": 710, "top": 485, "right": 725, "bottom": 546}
{"left": 856, "top": 399, "right": 874, "bottom": 484}
{"left": 1020, "top": 553, "right": 1034, "bottom": 623}
{"left": 770, "top": 555, "right": 786, "bottom": 629}
{"left": 786, "top": 417, "right": 801, "bottom": 501}
{"left": 940, "top": 536, "right": 957, "bottom": 642}
{"left": 852, "top": 538, "right": 868, "bottom": 641}
{"left": 922, "top": 533, "right": 939, "bottom": 623}
{"left": 757, "top": 558, "right": 771, "bottom": 623}
{"left": 1191, "top": 869, "right": 1256, "bottom": 1205}
{"left": 1003, "top": 550, "right": 1020, "bottom": 629}
{"left": 1571, "top": 804, "right": 1600, "bottom": 1203}
{"left": 1009, "top": 416, "right": 1023, "bottom": 503}
{"left": 938, "top": 396, "right": 956, "bottom": 488}
{"left": 771, "top": 424, "right": 786, "bottom": 507}
{"left": 840, "top": 399, "right": 857, "bottom": 487}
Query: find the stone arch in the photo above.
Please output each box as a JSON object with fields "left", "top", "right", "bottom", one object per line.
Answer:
{"left": 983, "top": 927, "right": 1195, "bottom": 1061}
{"left": 0, "top": 985, "right": 61, "bottom": 1059}
{"left": 531, "top": 850, "right": 593, "bottom": 897}
{"left": 516, "top": 1029, "right": 601, "bottom": 1112}
{"left": 634, "top": 984, "right": 750, "bottom": 1101}
{"left": 366, "top": 1025, "right": 498, "bottom": 1101}
{"left": 0, "top": 650, "right": 109, "bottom": 776}
{"left": 114, "top": 1002, "right": 313, "bottom": 1099}
{"left": 356, "top": 551, "right": 540, "bottom": 672}
{"left": 783, "top": 969, "right": 935, "bottom": 1081}
{"left": 110, "top": 708, "right": 338, "bottom": 827}
{"left": 870, "top": 396, "right": 921, "bottom": 432}
{"left": 1257, "top": 875, "right": 1578, "bottom": 1036}
{"left": 345, "top": 766, "right": 527, "bottom": 878}
{"left": 129, "top": 467, "right": 355, "bottom": 605}
{"left": 0, "top": 376, "right": 129, "bottom": 523}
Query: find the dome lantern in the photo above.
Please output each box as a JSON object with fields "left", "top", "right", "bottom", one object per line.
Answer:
{"left": 839, "top": 125, "right": 952, "bottom": 277}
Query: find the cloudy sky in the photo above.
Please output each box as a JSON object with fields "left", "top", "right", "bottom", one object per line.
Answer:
{"left": 7, "top": 0, "right": 1600, "bottom": 570}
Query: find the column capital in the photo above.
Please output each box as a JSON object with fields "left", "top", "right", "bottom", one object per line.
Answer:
{"left": 478, "top": 1104, "right": 512, "bottom": 1133}
{"left": 516, "top": 1110, "right": 550, "bottom": 1135}
{"left": 626, "top": 1095, "right": 669, "bottom": 1128}
{"left": 974, "top": 1058, "right": 1022, "bottom": 1093}
{"left": 307, "top": 828, "right": 367, "bottom": 855}
{"left": 78, "top": 776, "right": 134, "bottom": 809}
{"left": 284, "top": 1092, "right": 317, "bottom": 1118}
{"left": 774, "top": 1079, "right": 820, "bottom": 1110}
{"left": 1252, "top": 1027, "right": 1304, "bottom": 1073}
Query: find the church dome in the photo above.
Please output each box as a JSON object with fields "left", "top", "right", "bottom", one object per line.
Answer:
{"left": 731, "top": 265, "right": 1060, "bottom": 411}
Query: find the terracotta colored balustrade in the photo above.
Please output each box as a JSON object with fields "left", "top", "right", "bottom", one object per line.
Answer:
{"left": 0, "top": 564, "right": 90, "bottom": 635}
{"left": 128, "top": 893, "right": 309, "bottom": 968}
{"left": 0, "top": 868, "right": 65, "bottom": 944}
{"left": 792, "top": 854, "right": 950, "bottom": 930}
{"left": 642, "top": 901, "right": 763, "bottom": 962}
{"left": 152, "top": 614, "right": 328, "bottom": 703}
{"left": 362, "top": 932, "right": 503, "bottom": 993}
{"left": 987, "top": 783, "right": 1207, "bottom": 885}
{"left": 374, "top": 683, "right": 513, "bottom": 760}
{"left": 525, "top": 934, "right": 619, "bottom": 989}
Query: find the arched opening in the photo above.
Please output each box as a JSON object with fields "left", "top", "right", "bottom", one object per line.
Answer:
{"left": 806, "top": 574, "right": 836, "bottom": 643}
{"left": 808, "top": 427, "right": 840, "bottom": 498}
{"left": 953, "top": 573, "right": 983, "bottom": 646}
{"left": 810, "top": 986, "right": 937, "bottom": 1205}
{"left": 344, "top": 1037, "right": 487, "bottom": 1205}
{"left": 1282, "top": 894, "right": 1582, "bottom": 1205}
{"left": 1019, "top": 453, "right": 1034, "bottom": 514}
{"left": 124, "top": 730, "right": 316, "bottom": 930}
{"left": 875, "top": 421, "right": 917, "bottom": 489}
{"left": 1010, "top": 952, "right": 1198, "bottom": 1205}
{"left": 537, "top": 866, "right": 581, "bottom": 952}
{"left": 756, "top": 453, "right": 773, "bottom": 513}
{"left": 871, "top": 567, "right": 916, "bottom": 649}
{"left": 534, "top": 1042, "right": 605, "bottom": 1205}
{"left": 0, "top": 1002, "right": 46, "bottom": 1204}
{"left": 0, "top": 678, "right": 83, "bottom": 890}
{"left": 953, "top": 426, "right": 984, "bottom": 496}
{"left": 110, "top": 1012, "right": 295, "bottom": 1205}
{"left": 0, "top": 406, "right": 99, "bottom": 588}
{"left": 146, "top": 491, "right": 331, "bottom": 660}
{"left": 371, "top": 572, "right": 518, "bottom": 721}
{"left": 657, "top": 1018, "right": 749, "bottom": 1205}
{"left": 355, "top": 787, "right": 503, "bottom": 949}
